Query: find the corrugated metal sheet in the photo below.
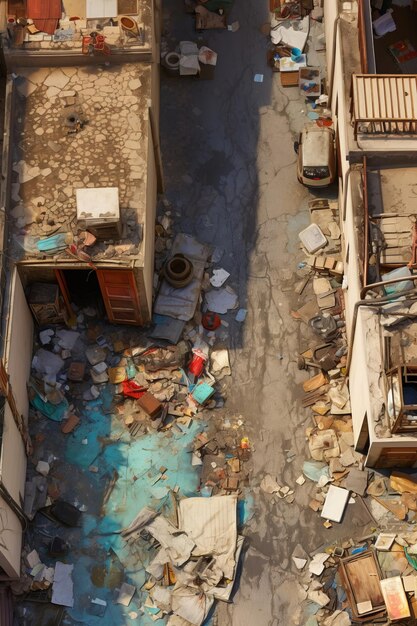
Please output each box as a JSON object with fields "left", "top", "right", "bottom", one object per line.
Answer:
{"left": 26, "top": 0, "right": 61, "bottom": 34}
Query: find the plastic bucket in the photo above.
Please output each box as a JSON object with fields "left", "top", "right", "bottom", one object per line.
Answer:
{"left": 120, "top": 16, "right": 139, "bottom": 35}
{"left": 291, "top": 47, "right": 302, "bottom": 62}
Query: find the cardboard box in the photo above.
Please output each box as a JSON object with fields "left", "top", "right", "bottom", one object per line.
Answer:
{"left": 380, "top": 577, "right": 410, "bottom": 621}
{"left": 137, "top": 392, "right": 163, "bottom": 418}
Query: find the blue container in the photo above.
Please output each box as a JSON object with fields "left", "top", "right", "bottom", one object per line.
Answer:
{"left": 291, "top": 47, "right": 302, "bottom": 62}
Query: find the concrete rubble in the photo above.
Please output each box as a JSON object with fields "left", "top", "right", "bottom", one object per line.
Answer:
{"left": 10, "top": 1, "right": 417, "bottom": 625}
{"left": 15, "top": 209, "right": 252, "bottom": 625}
{"left": 263, "top": 194, "right": 417, "bottom": 625}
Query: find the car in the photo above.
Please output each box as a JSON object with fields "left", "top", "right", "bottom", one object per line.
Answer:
{"left": 295, "top": 125, "right": 336, "bottom": 188}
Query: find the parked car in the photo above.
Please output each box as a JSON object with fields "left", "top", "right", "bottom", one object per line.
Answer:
{"left": 295, "top": 125, "right": 336, "bottom": 188}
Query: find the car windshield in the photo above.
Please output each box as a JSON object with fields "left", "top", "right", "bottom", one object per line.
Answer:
{"left": 303, "top": 166, "right": 330, "bottom": 179}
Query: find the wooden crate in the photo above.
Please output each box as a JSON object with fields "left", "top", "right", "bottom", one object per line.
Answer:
{"left": 27, "top": 283, "right": 64, "bottom": 326}
{"left": 339, "top": 551, "right": 385, "bottom": 620}
{"left": 280, "top": 70, "right": 299, "bottom": 87}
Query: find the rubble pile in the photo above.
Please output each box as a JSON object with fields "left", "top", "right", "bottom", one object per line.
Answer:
{"left": 259, "top": 198, "right": 417, "bottom": 625}
{"left": 17, "top": 202, "right": 254, "bottom": 624}
{"left": 292, "top": 472, "right": 417, "bottom": 625}
{"left": 122, "top": 496, "right": 241, "bottom": 624}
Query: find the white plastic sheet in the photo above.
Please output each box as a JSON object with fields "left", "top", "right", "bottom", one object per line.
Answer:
{"left": 51, "top": 562, "right": 74, "bottom": 608}
{"left": 178, "top": 495, "right": 237, "bottom": 579}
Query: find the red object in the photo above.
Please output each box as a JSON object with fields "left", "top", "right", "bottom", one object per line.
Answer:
{"left": 188, "top": 355, "right": 205, "bottom": 378}
{"left": 27, "top": 0, "right": 61, "bottom": 34}
{"left": 202, "top": 311, "right": 221, "bottom": 331}
{"left": 316, "top": 119, "right": 333, "bottom": 128}
{"left": 122, "top": 380, "right": 147, "bottom": 399}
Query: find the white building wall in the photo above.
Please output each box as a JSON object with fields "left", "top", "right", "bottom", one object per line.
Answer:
{"left": 142, "top": 119, "right": 157, "bottom": 318}
{"left": 367, "top": 437, "right": 417, "bottom": 467}
{"left": 348, "top": 308, "right": 373, "bottom": 445}
{"left": 0, "top": 268, "right": 34, "bottom": 578}
{"left": 0, "top": 497, "right": 22, "bottom": 578}
{"left": 342, "top": 173, "right": 362, "bottom": 333}
{"left": 324, "top": 0, "right": 340, "bottom": 99}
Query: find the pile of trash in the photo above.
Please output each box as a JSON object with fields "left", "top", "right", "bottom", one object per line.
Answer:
{"left": 292, "top": 471, "right": 417, "bottom": 625}
{"left": 264, "top": 196, "right": 417, "bottom": 624}
{"left": 28, "top": 313, "right": 234, "bottom": 447}
{"left": 17, "top": 205, "right": 252, "bottom": 624}
{"left": 122, "top": 496, "right": 242, "bottom": 624}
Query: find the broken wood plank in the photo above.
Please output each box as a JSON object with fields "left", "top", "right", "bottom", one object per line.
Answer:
{"left": 303, "top": 372, "right": 327, "bottom": 393}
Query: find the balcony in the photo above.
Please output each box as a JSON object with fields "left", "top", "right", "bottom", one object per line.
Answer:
{"left": 352, "top": 74, "right": 417, "bottom": 139}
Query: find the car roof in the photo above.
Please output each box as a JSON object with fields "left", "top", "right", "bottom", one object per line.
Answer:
{"left": 302, "top": 126, "right": 333, "bottom": 167}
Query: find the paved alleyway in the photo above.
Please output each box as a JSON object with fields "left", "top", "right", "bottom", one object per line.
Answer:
{"left": 160, "top": 2, "right": 368, "bottom": 625}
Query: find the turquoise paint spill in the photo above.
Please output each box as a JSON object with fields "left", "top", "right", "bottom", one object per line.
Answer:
{"left": 64, "top": 394, "right": 207, "bottom": 625}
{"left": 238, "top": 492, "right": 255, "bottom": 525}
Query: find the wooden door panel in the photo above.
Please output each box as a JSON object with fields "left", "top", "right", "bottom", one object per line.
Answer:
{"left": 96, "top": 269, "right": 142, "bottom": 325}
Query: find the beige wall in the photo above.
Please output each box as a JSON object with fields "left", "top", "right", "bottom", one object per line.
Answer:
{"left": 349, "top": 308, "right": 417, "bottom": 467}
{"left": 0, "top": 270, "right": 33, "bottom": 580}
{"left": 367, "top": 438, "right": 417, "bottom": 468}
{"left": 324, "top": 0, "right": 340, "bottom": 98}
{"left": 4, "top": 268, "right": 34, "bottom": 420}
{"left": 0, "top": 496, "right": 22, "bottom": 578}
{"left": 331, "top": 35, "right": 349, "bottom": 170}
{"left": 342, "top": 171, "right": 362, "bottom": 332}
{"left": 349, "top": 309, "right": 372, "bottom": 446}
{"left": 0, "top": 269, "right": 33, "bottom": 578}
{"left": 142, "top": 119, "right": 157, "bottom": 318}
{"left": 0, "top": 0, "right": 7, "bottom": 34}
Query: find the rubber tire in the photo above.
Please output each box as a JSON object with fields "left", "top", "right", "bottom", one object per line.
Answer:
{"left": 165, "top": 51, "right": 180, "bottom": 70}
{"left": 163, "top": 254, "right": 194, "bottom": 288}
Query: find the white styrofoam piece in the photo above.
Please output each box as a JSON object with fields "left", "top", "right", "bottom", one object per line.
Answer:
{"left": 86, "top": 0, "right": 117, "bottom": 18}
{"left": 76, "top": 187, "right": 119, "bottom": 220}
{"left": 298, "top": 223, "right": 327, "bottom": 254}
{"left": 321, "top": 485, "right": 350, "bottom": 523}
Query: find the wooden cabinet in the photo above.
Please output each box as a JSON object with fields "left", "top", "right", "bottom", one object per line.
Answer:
{"left": 27, "top": 283, "right": 64, "bottom": 326}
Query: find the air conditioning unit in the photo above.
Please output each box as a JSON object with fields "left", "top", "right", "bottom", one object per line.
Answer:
{"left": 76, "top": 187, "right": 122, "bottom": 240}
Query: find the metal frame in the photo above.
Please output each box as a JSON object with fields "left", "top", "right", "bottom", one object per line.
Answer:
{"left": 387, "top": 365, "right": 417, "bottom": 433}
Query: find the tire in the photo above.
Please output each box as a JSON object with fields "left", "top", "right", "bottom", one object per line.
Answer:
{"left": 163, "top": 254, "right": 194, "bottom": 288}
{"left": 164, "top": 51, "right": 180, "bottom": 70}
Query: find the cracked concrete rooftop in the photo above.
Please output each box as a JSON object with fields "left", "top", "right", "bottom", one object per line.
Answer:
{"left": 9, "top": 63, "right": 152, "bottom": 262}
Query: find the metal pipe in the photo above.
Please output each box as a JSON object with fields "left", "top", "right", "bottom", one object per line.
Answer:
{"left": 346, "top": 286, "right": 417, "bottom": 376}
{"left": 360, "top": 275, "right": 417, "bottom": 300}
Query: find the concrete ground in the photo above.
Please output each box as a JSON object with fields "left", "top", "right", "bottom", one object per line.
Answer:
{"left": 159, "top": 2, "right": 372, "bottom": 624}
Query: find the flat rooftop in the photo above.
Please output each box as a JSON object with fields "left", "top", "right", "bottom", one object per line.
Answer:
{"left": 367, "top": 165, "right": 417, "bottom": 267}
{"left": 359, "top": 297, "right": 417, "bottom": 438}
{"left": 4, "top": 0, "right": 152, "bottom": 56}
{"left": 337, "top": 3, "right": 417, "bottom": 154}
{"left": 9, "top": 63, "right": 151, "bottom": 263}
